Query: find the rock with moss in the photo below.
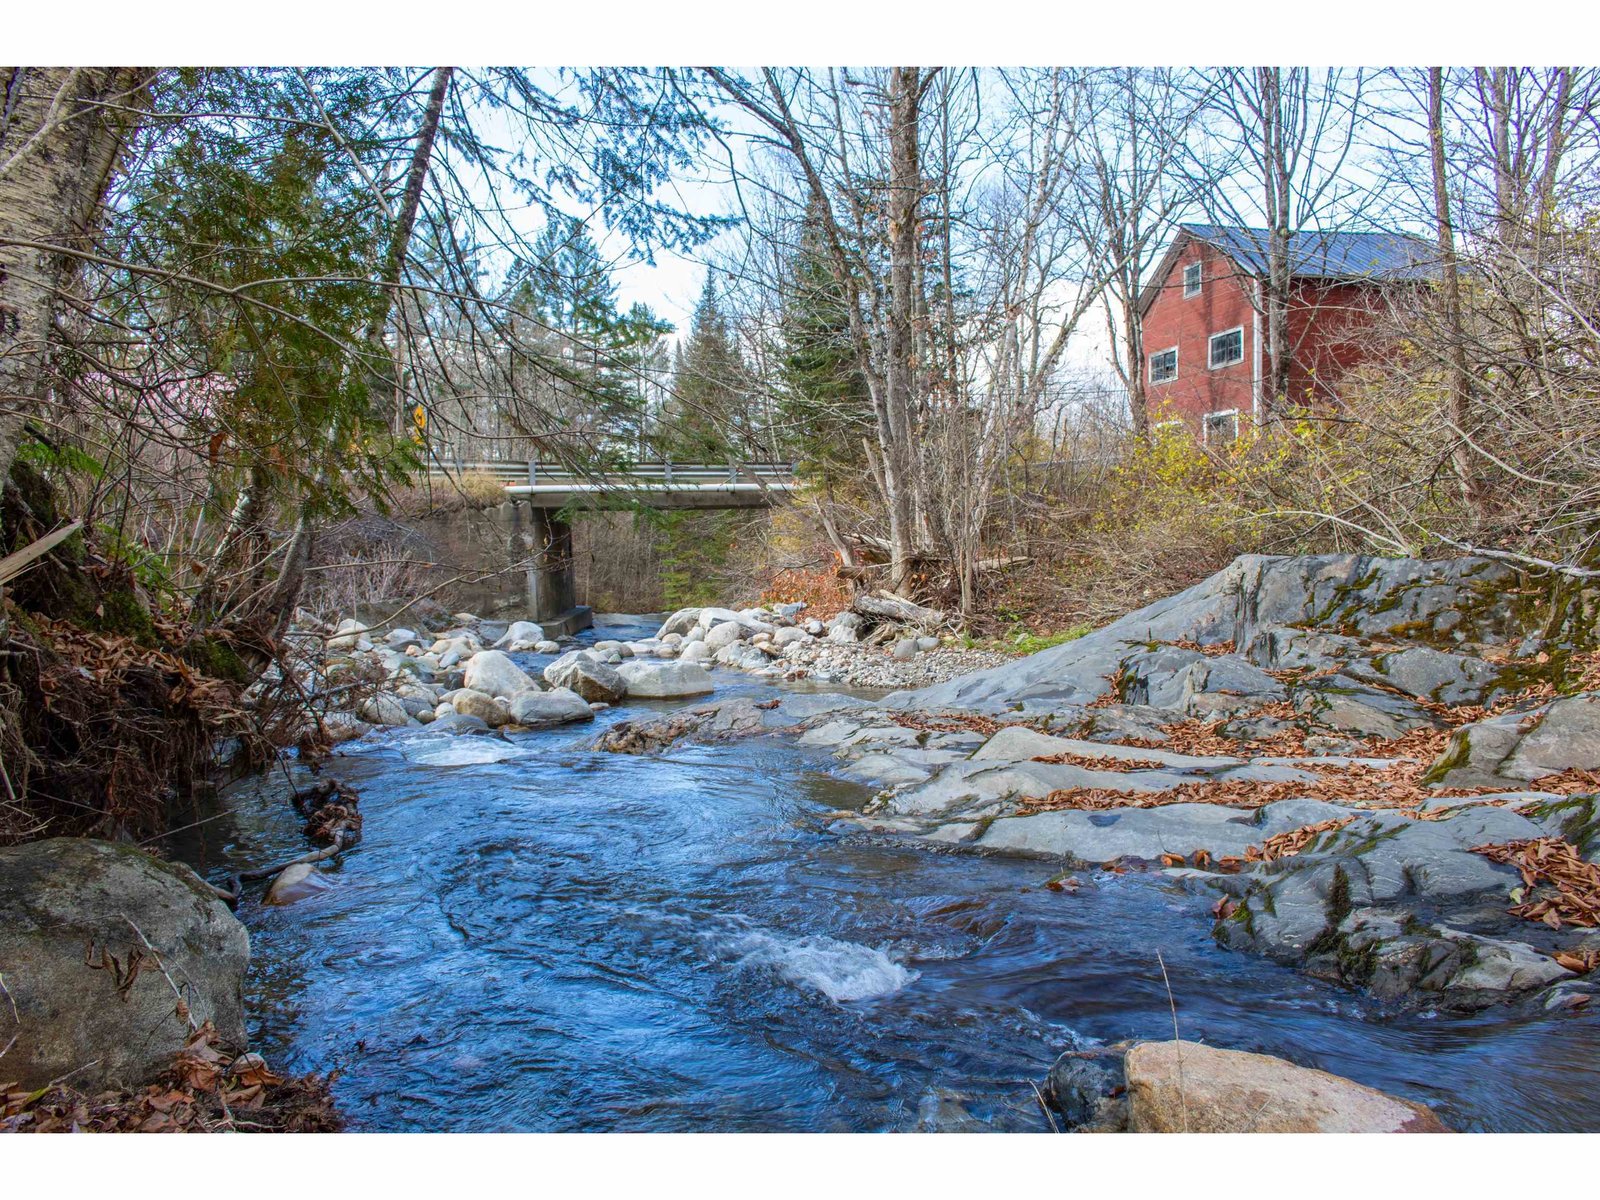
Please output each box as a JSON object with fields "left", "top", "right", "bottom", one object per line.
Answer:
{"left": 1426, "top": 692, "right": 1600, "bottom": 786}
{"left": 0, "top": 838, "right": 250, "bottom": 1091}
{"left": 1212, "top": 804, "right": 1587, "bottom": 1010}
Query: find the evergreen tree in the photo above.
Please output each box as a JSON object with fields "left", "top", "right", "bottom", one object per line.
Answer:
{"left": 506, "top": 217, "right": 672, "bottom": 459}
{"left": 662, "top": 275, "right": 752, "bottom": 460}
{"left": 777, "top": 204, "right": 873, "bottom": 480}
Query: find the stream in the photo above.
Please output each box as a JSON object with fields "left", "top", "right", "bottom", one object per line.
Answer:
{"left": 174, "top": 615, "right": 1600, "bottom": 1132}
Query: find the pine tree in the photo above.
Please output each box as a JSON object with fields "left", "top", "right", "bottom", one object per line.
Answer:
{"left": 662, "top": 275, "right": 751, "bottom": 460}
{"left": 507, "top": 217, "right": 672, "bottom": 459}
{"left": 777, "top": 204, "right": 872, "bottom": 480}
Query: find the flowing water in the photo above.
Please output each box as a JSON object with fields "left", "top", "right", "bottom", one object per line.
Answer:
{"left": 176, "top": 616, "right": 1600, "bottom": 1132}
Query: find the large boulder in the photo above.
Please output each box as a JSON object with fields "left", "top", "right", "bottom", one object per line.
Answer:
{"left": 1427, "top": 692, "right": 1600, "bottom": 786}
{"left": 0, "top": 839, "right": 251, "bottom": 1091}
{"left": 543, "top": 655, "right": 626, "bottom": 704}
{"left": 450, "top": 687, "right": 512, "bottom": 728}
{"left": 462, "top": 650, "right": 536, "bottom": 700}
{"left": 507, "top": 686, "right": 595, "bottom": 728}
{"left": 1214, "top": 803, "right": 1584, "bottom": 1009}
{"left": 656, "top": 608, "right": 704, "bottom": 639}
{"left": 703, "top": 621, "right": 746, "bottom": 653}
{"left": 1124, "top": 1041, "right": 1447, "bottom": 1133}
{"left": 617, "top": 659, "right": 715, "bottom": 699}
{"left": 901, "top": 553, "right": 1537, "bottom": 715}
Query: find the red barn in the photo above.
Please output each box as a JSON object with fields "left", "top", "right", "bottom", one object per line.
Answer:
{"left": 1136, "top": 224, "right": 1436, "bottom": 442}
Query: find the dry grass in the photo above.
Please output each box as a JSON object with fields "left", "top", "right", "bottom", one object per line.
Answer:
{"left": 759, "top": 565, "right": 855, "bottom": 623}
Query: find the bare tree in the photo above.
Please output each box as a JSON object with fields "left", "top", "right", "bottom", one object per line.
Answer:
{"left": 1060, "top": 67, "right": 1211, "bottom": 436}
{"left": 1190, "top": 68, "right": 1373, "bottom": 417}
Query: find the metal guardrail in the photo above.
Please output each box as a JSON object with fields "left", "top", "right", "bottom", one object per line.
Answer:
{"left": 427, "top": 460, "right": 797, "bottom": 486}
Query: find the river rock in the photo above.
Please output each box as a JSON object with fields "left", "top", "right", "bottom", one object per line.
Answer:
{"left": 656, "top": 607, "right": 703, "bottom": 639}
{"left": 264, "top": 862, "right": 335, "bottom": 906}
{"left": 893, "top": 638, "right": 920, "bottom": 661}
{"left": 703, "top": 621, "right": 746, "bottom": 653}
{"left": 493, "top": 620, "right": 546, "bottom": 652}
{"left": 326, "top": 618, "right": 370, "bottom": 652}
{"left": 462, "top": 650, "right": 536, "bottom": 699}
{"left": 0, "top": 839, "right": 251, "bottom": 1091}
{"left": 451, "top": 687, "right": 512, "bottom": 727}
{"left": 507, "top": 686, "right": 595, "bottom": 727}
{"left": 1212, "top": 803, "right": 1588, "bottom": 1008}
{"left": 677, "top": 640, "right": 709, "bottom": 665}
{"left": 975, "top": 801, "right": 1301, "bottom": 863}
{"left": 358, "top": 691, "right": 413, "bottom": 727}
{"left": 1124, "top": 1041, "right": 1448, "bottom": 1132}
{"left": 321, "top": 712, "right": 372, "bottom": 743}
{"left": 544, "top": 655, "right": 627, "bottom": 704}
{"left": 828, "top": 612, "right": 862, "bottom": 644}
{"left": 617, "top": 659, "right": 715, "bottom": 699}
{"left": 427, "top": 710, "right": 491, "bottom": 734}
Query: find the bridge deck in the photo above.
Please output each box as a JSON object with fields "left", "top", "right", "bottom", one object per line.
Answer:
{"left": 430, "top": 461, "right": 798, "bottom": 510}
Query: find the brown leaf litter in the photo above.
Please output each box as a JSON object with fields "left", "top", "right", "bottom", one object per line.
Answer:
{"left": 1, "top": 1022, "right": 341, "bottom": 1133}
{"left": 1471, "top": 837, "right": 1600, "bottom": 931}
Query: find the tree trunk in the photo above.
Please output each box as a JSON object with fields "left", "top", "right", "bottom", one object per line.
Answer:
{"left": 1428, "top": 67, "right": 1482, "bottom": 518}
{"left": 0, "top": 67, "right": 150, "bottom": 523}
{"left": 1258, "top": 68, "right": 1293, "bottom": 415}
{"left": 1121, "top": 292, "right": 1148, "bottom": 436}
{"left": 883, "top": 66, "right": 923, "bottom": 597}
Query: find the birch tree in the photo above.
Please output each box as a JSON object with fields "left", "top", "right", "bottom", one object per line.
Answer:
{"left": 0, "top": 68, "right": 152, "bottom": 524}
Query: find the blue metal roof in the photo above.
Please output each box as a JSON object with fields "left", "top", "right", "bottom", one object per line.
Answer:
{"left": 1180, "top": 224, "right": 1439, "bottom": 281}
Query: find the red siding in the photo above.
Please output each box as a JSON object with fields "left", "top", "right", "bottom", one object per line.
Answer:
{"left": 1140, "top": 238, "right": 1257, "bottom": 431}
{"left": 1140, "top": 233, "right": 1405, "bottom": 434}
{"left": 1284, "top": 279, "right": 1391, "bottom": 405}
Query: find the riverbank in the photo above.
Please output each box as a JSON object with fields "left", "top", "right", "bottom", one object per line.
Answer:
{"left": 583, "top": 554, "right": 1600, "bottom": 1040}
{"left": 167, "top": 639, "right": 1600, "bottom": 1132}
{"left": 8, "top": 554, "right": 1598, "bottom": 1133}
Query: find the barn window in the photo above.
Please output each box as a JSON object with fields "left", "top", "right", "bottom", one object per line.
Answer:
{"left": 1204, "top": 409, "right": 1240, "bottom": 445}
{"left": 1183, "top": 262, "right": 1203, "bottom": 298}
{"left": 1148, "top": 347, "right": 1178, "bottom": 384}
{"left": 1208, "top": 327, "right": 1244, "bottom": 369}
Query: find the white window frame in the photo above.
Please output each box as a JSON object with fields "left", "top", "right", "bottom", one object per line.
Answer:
{"left": 1208, "top": 326, "right": 1245, "bottom": 370}
{"left": 1203, "top": 408, "right": 1240, "bottom": 445}
{"left": 1183, "top": 261, "right": 1203, "bottom": 298}
{"left": 1148, "top": 346, "right": 1179, "bottom": 384}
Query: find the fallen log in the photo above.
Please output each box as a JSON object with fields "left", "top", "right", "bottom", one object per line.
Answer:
{"left": 851, "top": 591, "right": 945, "bottom": 630}
{"left": 236, "top": 828, "right": 359, "bottom": 883}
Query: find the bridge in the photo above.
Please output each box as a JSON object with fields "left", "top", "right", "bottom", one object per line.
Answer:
{"left": 425, "top": 460, "right": 799, "bottom": 629}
